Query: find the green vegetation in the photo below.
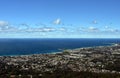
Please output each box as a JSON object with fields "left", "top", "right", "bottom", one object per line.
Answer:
{"left": 62, "top": 50, "right": 70, "bottom": 55}
{"left": 104, "top": 59, "right": 120, "bottom": 71}
{"left": 0, "top": 63, "right": 120, "bottom": 78}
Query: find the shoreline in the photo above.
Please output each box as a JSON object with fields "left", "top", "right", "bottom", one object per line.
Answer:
{"left": 0, "top": 43, "right": 117, "bottom": 57}
{"left": 0, "top": 43, "right": 120, "bottom": 76}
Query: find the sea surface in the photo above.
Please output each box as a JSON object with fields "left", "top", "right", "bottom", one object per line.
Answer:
{"left": 0, "top": 38, "right": 120, "bottom": 56}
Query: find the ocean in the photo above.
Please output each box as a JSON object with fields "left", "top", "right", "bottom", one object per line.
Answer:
{"left": 0, "top": 38, "right": 120, "bottom": 56}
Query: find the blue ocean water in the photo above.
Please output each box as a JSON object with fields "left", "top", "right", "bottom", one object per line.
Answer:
{"left": 0, "top": 38, "right": 120, "bottom": 56}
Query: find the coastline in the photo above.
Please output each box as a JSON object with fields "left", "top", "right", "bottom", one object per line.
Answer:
{"left": 0, "top": 43, "right": 120, "bottom": 77}
{"left": 0, "top": 38, "right": 120, "bottom": 56}
{"left": 0, "top": 43, "right": 116, "bottom": 57}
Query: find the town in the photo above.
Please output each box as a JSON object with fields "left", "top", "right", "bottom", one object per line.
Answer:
{"left": 0, "top": 44, "right": 120, "bottom": 78}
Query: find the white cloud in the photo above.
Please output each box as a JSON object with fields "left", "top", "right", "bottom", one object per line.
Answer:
{"left": 53, "top": 18, "right": 61, "bottom": 25}
{"left": 24, "top": 27, "right": 55, "bottom": 32}
{"left": 41, "top": 27, "right": 55, "bottom": 32}
{"left": 0, "top": 21, "right": 8, "bottom": 26}
{"left": 92, "top": 20, "right": 97, "bottom": 24}
{"left": 79, "top": 27, "right": 85, "bottom": 31}
{"left": 0, "top": 21, "right": 9, "bottom": 30}
{"left": 88, "top": 27, "right": 99, "bottom": 31}
{"left": 59, "top": 27, "right": 66, "bottom": 31}
{"left": 105, "top": 26, "right": 109, "bottom": 29}
{"left": 2, "top": 20, "right": 120, "bottom": 36}
{"left": 78, "top": 26, "right": 99, "bottom": 33}
{"left": 18, "top": 23, "right": 29, "bottom": 30}
{"left": 103, "top": 26, "right": 120, "bottom": 33}
{"left": 105, "top": 29, "right": 120, "bottom": 33}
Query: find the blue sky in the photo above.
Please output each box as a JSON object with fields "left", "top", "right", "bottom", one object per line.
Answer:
{"left": 0, "top": 0, "right": 120, "bottom": 38}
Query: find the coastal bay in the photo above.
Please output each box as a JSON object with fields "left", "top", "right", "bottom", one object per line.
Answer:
{"left": 0, "top": 44, "right": 120, "bottom": 77}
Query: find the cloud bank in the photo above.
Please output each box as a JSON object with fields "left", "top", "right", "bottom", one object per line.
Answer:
{"left": 0, "top": 19, "right": 120, "bottom": 38}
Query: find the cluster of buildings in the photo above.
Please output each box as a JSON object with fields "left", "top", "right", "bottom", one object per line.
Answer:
{"left": 0, "top": 44, "right": 120, "bottom": 77}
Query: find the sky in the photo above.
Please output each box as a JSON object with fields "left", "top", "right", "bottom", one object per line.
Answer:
{"left": 0, "top": 0, "right": 120, "bottom": 38}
